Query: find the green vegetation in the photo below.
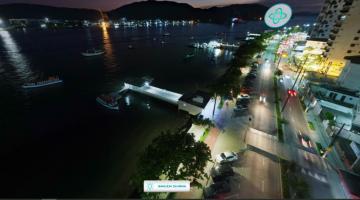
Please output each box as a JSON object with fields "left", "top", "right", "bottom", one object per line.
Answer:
{"left": 280, "top": 159, "right": 291, "bottom": 198}
{"left": 316, "top": 142, "right": 326, "bottom": 156}
{"left": 132, "top": 131, "right": 212, "bottom": 199}
{"left": 300, "top": 99, "right": 306, "bottom": 110}
{"left": 273, "top": 76, "right": 284, "bottom": 142}
{"left": 192, "top": 118, "right": 215, "bottom": 128}
{"left": 210, "top": 32, "right": 273, "bottom": 99}
{"left": 275, "top": 69, "right": 283, "bottom": 77}
{"left": 193, "top": 118, "right": 214, "bottom": 142}
{"left": 199, "top": 127, "right": 211, "bottom": 142}
{"left": 217, "top": 97, "right": 224, "bottom": 109}
{"left": 308, "top": 121, "right": 315, "bottom": 130}
{"left": 280, "top": 159, "right": 310, "bottom": 199}
{"left": 324, "top": 112, "right": 336, "bottom": 127}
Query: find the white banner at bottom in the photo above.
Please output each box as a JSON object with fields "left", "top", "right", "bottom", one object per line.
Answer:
{"left": 144, "top": 180, "right": 190, "bottom": 192}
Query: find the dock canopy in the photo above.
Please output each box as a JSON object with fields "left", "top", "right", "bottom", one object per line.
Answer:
{"left": 178, "top": 91, "right": 212, "bottom": 116}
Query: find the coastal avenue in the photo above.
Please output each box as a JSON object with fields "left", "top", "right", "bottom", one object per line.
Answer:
{"left": 214, "top": 37, "right": 283, "bottom": 198}
{"left": 176, "top": 37, "right": 282, "bottom": 199}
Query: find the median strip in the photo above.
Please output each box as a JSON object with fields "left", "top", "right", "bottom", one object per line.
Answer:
{"left": 273, "top": 76, "right": 284, "bottom": 142}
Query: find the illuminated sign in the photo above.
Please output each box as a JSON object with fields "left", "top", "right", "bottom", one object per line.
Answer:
{"left": 265, "top": 3, "right": 292, "bottom": 28}
{"left": 144, "top": 180, "right": 190, "bottom": 192}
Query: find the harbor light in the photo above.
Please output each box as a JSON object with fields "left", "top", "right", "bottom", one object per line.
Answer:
{"left": 214, "top": 48, "right": 222, "bottom": 57}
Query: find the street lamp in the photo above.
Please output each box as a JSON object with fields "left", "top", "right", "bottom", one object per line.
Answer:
{"left": 275, "top": 52, "right": 288, "bottom": 70}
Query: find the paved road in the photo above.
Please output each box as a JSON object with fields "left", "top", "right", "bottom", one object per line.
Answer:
{"left": 249, "top": 40, "right": 277, "bottom": 135}
{"left": 278, "top": 46, "right": 347, "bottom": 198}
{"left": 236, "top": 39, "right": 282, "bottom": 199}
{"left": 201, "top": 39, "right": 283, "bottom": 199}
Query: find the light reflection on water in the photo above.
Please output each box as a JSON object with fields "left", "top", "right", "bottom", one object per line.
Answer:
{"left": 102, "top": 24, "right": 116, "bottom": 68}
{"left": 0, "top": 29, "right": 33, "bottom": 82}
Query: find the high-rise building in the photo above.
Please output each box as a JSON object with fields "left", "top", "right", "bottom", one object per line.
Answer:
{"left": 310, "top": 0, "right": 360, "bottom": 77}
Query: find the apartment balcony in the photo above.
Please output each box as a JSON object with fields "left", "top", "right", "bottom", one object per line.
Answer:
{"left": 331, "top": 28, "right": 339, "bottom": 34}
{"left": 344, "top": 0, "right": 353, "bottom": 6}
{"left": 334, "top": 21, "right": 342, "bottom": 27}
{"left": 329, "top": 34, "right": 337, "bottom": 40}
{"left": 341, "top": 6, "right": 350, "bottom": 13}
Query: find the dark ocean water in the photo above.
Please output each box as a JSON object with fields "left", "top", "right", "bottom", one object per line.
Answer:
{"left": 0, "top": 17, "right": 314, "bottom": 197}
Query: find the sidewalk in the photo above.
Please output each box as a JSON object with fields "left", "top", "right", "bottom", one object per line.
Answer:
{"left": 306, "top": 106, "right": 346, "bottom": 169}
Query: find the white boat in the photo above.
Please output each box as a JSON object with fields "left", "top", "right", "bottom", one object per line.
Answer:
{"left": 81, "top": 49, "right": 104, "bottom": 57}
{"left": 22, "top": 76, "right": 63, "bottom": 89}
{"left": 96, "top": 94, "right": 119, "bottom": 110}
{"left": 163, "top": 32, "right": 171, "bottom": 36}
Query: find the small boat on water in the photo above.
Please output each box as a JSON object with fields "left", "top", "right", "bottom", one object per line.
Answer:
{"left": 81, "top": 49, "right": 104, "bottom": 57}
{"left": 22, "top": 76, "right": 63, "bottom": 89}
{"left": 96, "top": 94, "right": 119, "bottom": 110}
{"left": 184, "top": 53, "right": 195, "bottom": 59}
{"left": 163, "top": 32, "right": 171, "bottom": 36}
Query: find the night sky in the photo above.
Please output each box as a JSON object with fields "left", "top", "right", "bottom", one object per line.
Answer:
{"left": 0, "top": 0, "right": 324, "bottom": 12}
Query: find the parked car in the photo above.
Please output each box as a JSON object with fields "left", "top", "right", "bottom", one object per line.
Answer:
{"left": 237, "top": 93, "right": 250, "bottom": 99}
{"left": 247, "top": 73, "right": 257, "bottom": 78}
{"left": 215, "top": 151, "right": 238, "bottom": 164}
{"left": 244, "top": 78, "right": 255, "bottom": 84}
{"left": 236, "top": 99, "right": 250, "bottom": 107}
{"left": 203, "top": 181, "right": 231, "bottom": 199}
{"left": 259, "top": 94, "right": 266, "bottom": 103}
{"left": 211, "top": 164, "right": 234, "bottom": 178}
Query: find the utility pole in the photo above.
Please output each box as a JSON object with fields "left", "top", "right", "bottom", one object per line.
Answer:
{"left": 297, "top": 70, "right": 307, "bottom": 89}
{"left": 281, "top": 57, "right": 308, "bottom": 112}
{"left": 322, "top": 123, "right": 345, "bottom": 158}
{"left": 212, "top": 93, "right": 217, "bottom": 118}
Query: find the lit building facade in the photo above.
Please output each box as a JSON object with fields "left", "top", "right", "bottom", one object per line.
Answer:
{"left": 311, "top": 0, "right": 360, "bottom": 77}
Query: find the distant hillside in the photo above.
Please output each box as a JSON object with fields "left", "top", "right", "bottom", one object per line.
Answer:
{"left": 108, "top": 0, "right": 202, "bottom": 20}
{"left": 108, "top": 0, "right": 268, "bottom": 22}
{"left": 0, "top": 3, "right": 101, "bottom": 20}
{"left": 0, "top": 1, "right": 269, "bottom": 23}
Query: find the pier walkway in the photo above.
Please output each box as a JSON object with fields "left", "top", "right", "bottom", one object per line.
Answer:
{"left": 122, "top": 82, "right": 182, "bottom": 105}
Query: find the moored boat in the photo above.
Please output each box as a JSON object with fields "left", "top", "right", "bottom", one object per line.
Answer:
{"left": 184, "top": 53, "right": 195, "bottom": 59}
{"left": 22, "top": 76, "right": 63, "bottom": 89}
{"left": 81, "top": 49, "right": 104, "bottom": 57}
{"left": 96, "top": 94, "right": 119, "bottom": 110}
